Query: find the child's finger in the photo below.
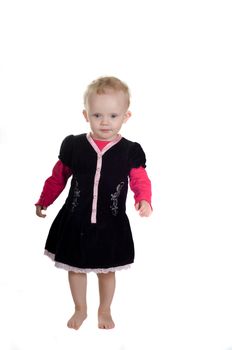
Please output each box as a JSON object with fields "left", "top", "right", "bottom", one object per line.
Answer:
{"left": 138, "top": 205, "right": 145, "bottom": 216}
{"left": 139, "top": 207, "right": 146, "bottom": 216}
{"left": 135, "top": 203, "right": 140, "bottom": 211}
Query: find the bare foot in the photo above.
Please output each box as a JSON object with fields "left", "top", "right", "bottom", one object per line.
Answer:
{"left": 98, "top": 310, "right": 115, "bottom": 329}
{"left": 67, "top": 309, "right": 87, "bottom": 330}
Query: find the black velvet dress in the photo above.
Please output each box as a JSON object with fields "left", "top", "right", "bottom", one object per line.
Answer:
{"left": 44, "top": 133, "right": 146, "bottom": 273}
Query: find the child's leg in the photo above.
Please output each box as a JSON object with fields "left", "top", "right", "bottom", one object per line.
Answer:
{"left": 97, "top": 272, "right": 116, "bottom": 329}
{"left": 67, "top": 271, "right": 87, "bottom": 330}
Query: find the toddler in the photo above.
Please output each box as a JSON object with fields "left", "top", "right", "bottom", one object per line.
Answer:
{"left": 35, "top": 76, "right": 152, "bottom": 330}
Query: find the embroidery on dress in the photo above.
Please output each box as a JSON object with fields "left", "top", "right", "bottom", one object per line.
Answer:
{"left": 110, "top": 182, "right": 124, "bottom": 216}
{"left": 71, "top": 177, "right": 80, "bottom": 212}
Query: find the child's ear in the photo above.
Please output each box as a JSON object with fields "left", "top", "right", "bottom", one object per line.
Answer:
{"left": 83, "top": 110, "right": 89, "bottom": 122}
{"left": 124, "top": 111, "right": 132, "bottom": 123}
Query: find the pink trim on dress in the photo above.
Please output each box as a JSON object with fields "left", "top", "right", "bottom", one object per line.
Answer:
{"left": 44, "top": 250, "right": 131, "bottom": 273}
{"left": 86, "top": 133, "right": 122, "bottom": 223}
{"left": 91, "top": 154, "right": 102, "bottom": 223}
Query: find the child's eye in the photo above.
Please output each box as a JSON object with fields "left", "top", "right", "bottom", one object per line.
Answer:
{"left": 93, "top": 114, "right": 101, "bottom": 118}
{"left": 111, "top": 114, "right": 118, "bottom": 118}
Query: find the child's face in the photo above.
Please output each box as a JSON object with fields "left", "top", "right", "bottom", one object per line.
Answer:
{"left": 83, "top": 90, "right": 131, "bottom": 141}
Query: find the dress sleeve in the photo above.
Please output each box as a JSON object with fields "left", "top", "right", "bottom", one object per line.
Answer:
{"left": 35, "top": 160, "right": 72, "bottom": 207}
{"left": 58, "top": 134, "right": 74, "bottom": 168}
{"left": 128, "top": 142, "right": 146, "bottom": 170}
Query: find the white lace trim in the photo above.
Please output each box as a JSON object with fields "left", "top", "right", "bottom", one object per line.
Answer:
{"left": 44, "top": 250, "right": 131, "bottom": 274}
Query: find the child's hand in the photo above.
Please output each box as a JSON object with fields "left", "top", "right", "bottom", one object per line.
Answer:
{"left": 135, "top": 200, "right": 152, "bottom": 217}
{"left": 36, "top": 205, "right": 47, "bottom": 218}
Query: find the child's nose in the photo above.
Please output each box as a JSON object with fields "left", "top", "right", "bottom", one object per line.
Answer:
{"left": 101, "top": 116, "right": 109, "bottom": 124}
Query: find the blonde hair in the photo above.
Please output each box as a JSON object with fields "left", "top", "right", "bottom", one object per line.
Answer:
{"left": 84, "top": 76, "right": 130, "bottom": 108}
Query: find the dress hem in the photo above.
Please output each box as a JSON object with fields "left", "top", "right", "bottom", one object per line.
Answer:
{"left": 44, "top": 250, "right": 132, "bottom": 274}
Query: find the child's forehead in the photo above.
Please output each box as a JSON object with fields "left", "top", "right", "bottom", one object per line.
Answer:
{"left": 86, "top": 89, "right": 129, "bottom": 109}
{"left": 87, "top": 90, "right": 127, "bottom": 106}
{"left": 90, "top": 89, "right": 125, "bottom": 99}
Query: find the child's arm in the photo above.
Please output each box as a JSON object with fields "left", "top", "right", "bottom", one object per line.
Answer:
{"left": 129, "top": 166, "right": 152, "bottom": 217}
{"left": 35, "top": 160, "right": 72, "bottom": 218}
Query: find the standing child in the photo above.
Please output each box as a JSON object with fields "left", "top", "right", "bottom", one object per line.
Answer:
{"left": 35, "top": 76, "right": 152, "bottom": 330}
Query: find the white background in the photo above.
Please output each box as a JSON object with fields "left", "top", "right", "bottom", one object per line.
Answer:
{"left": 1, "top": 1, "right": 232, "bottom": 349}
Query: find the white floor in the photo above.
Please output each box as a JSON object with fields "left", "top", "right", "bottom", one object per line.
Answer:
{"left": 1, "top": 203, "right": 232, "bottom": 350}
